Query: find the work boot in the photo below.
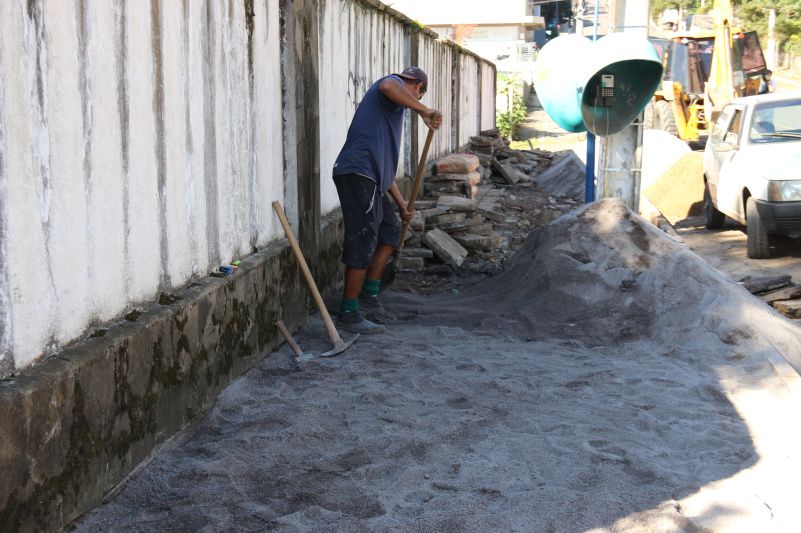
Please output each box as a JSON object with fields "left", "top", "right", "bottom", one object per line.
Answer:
{"left": 359, "top": 294, "right": 396, "bottom": 323}
{"left": 335, "top": 310, "right": 386, "bottom": 334}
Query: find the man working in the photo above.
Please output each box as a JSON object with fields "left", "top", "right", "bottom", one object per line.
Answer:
{"left": 333, "top": 67, "right": 443, "bottom": 334}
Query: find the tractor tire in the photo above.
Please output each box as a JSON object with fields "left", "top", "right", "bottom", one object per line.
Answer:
{"left": 654, "top": 99, "right": 679, "bottom": 137}
{"left": 703, "top": 180, "right": 726, "bottom": 229}
{"left": 746, "top": 196, "right": 770, "bottom": 259}
{"left": 643, "top": 101, "right": 655, "bottom": 130}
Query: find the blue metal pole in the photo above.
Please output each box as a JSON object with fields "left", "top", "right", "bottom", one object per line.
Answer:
{"left": 584, "top": 0, "right": 600, "bottom": 203}
{"left": 585, "top": 132, "right": 596, "bottom": 203}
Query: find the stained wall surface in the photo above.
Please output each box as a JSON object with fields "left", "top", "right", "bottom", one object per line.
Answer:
{"left": 0, "top": 0, "right": 284, "bottom": 375}
{"left": 318, "top": 0, "right": 410, "bottom": 214}
{"left": 0, "top": 0, "right": 495, "bottom": 378}
{"left": 416, "top": 35, "right": 456, "bottom": 160}
{"left": 459, "top": 53, "right": 482, "bottom": 147}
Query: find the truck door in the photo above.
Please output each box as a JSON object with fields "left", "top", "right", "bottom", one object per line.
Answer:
{"left": 714, "top": 107, "right": 745, "bottom": 219}
{"left": 705, "top": 105, "right": 735, "bottom": 194}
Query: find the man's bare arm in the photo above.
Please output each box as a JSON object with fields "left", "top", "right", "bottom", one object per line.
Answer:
{"left": 380, "top": 78, "right": 443, "bottom": 130}
{"left": 388, "top": 182, "right": 412, "bottom": 225}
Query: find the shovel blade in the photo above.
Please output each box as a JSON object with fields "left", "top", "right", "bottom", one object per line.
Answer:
{"left": 320, "top": 332, "right": 359, "bottom": 358}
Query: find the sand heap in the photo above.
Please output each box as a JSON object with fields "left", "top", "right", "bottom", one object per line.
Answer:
{"left": 407, "top": 198, "right": 801, "bottom": 362}
{"left": 75, "top": 199, "right": 801, "bottom": 532}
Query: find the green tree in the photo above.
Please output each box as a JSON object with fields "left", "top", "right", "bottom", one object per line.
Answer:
{"left": 735, "top": 0, "right": 801, "bottom": 55}
{"left": 650, "top": 0, "right": 801, "bottom": 55}
{"left": 650, "top": 0, "right": 703, "bottom": 23}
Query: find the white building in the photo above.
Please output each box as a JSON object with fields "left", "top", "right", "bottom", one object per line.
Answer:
{"left": 388, "top": 0, "right": 546, "bottom": 66}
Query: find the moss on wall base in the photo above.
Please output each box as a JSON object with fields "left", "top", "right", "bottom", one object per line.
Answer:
{"left": 0, "top": 213, "right": 344, "bottom": 533}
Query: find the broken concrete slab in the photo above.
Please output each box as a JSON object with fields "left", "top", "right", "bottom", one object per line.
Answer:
{"left": 453, "top": 232, "right": 502, "bottom": 252}
{"left": 437, "top": 195, "right": 476, "bottom": 213}
{"left": 397, "top": 256, "right": 425, "bottom": 271}
{"left": 414, "top": 200, "right": 437, "bottom": 210}
{"left": 740, "top": 275, "right": 793, "bottom": 294}
{"left": 479, "top": 207, "right": 506, "bottom": 223}
{"left": 493, "top": 161, "right": 521, "bottom": 184}
{"left": 411, "top": 211, "right": 424, "bottom": 232}
{"left": 761, "top": 285, "right": 801, "bottom": 304}
{"left": 419, "top": 207, "right": 447, "bottom": 221}
{"left": 438, "top": 219, "right": 473, "bottom": 233}
{"left": 400, "top": 247, "right": 434, "bottom": 259}
{"left": 423, "top": 229, "right": 468, "bottom": 268}
{"left": 772, "top": 299, "right": 801, "bottom": 319}
{"left": 431, "top": 212, "right": 467, "bottom": 225}
{"left": 533, "top": 150, "right": 585, "bottom": 201}
{"left": 470, "top": 222, "right": 494, "bottom": 236}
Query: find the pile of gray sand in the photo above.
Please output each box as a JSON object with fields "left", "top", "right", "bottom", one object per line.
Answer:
{"left": 76, "top": 199, "right": 801, "bottom": 532}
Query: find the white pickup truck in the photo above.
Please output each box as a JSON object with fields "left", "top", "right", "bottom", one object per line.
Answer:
{"left": 703, "top": 93, "right": 801, "bottom": 258}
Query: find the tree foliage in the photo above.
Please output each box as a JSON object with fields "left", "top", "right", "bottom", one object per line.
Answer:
{"left": 735, "top": 0, "right": 801, "bottom": 54}
{"left": 650, "top": 0, "right": 801, "bottom": 55}
{"left": 496, "top": 74, "right": 527, "bottom": 140}
{"left": 650, "top": 0, "right": 702, "bottom": 20}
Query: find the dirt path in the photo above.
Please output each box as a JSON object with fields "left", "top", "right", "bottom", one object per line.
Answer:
{"left": 514, "top": 93, "right": 587, "bottom": 160}
{"left": 674, "top": 215, "right": 801, "bottom": 289}
{"left": 74, "top": 200, "right": 801, "bottom": 532}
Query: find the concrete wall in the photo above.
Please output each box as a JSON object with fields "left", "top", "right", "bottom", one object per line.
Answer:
{"left": 481, "top": 62, "right": 497, "bottom": 130}
{"left": 0, "top": 0, "right": 284, "bottom": 375}
{"left": 417, "top": 35, "right": 456, "bottom": 160}
{"left": 0, "top": 1, "right": 495, "bottom": 529}
{"left": 459, "top": 53, "right": 481, "bottom": 147}
{"left": 318, "top": 0, "right": 410, "bottom": 215}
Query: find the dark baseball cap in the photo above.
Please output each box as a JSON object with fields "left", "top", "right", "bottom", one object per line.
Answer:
{"left": 398, "top": 66, "right": 428, "bottom": 89}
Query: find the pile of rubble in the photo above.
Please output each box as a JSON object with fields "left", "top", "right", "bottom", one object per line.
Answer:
{"left": 740, "top": 275, "right": 801, "bottom": 319}
{"left": 395, "top": 129, "right": 585, "bottom": 292}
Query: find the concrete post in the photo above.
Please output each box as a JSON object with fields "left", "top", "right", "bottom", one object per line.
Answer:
{"left": 767, "top": 9, "right": 777, "bottom": 70}
{"left": 451, "top": 45, "right": 461, "bottom": 151}
{"left": 597, "top": 0, "right": 649, "bottom": 211}
{"left": 281, "top": 0, "right": 320, "bottom": 262}
{"left": 410, "top": 31, "right": 420, "bottom": 177}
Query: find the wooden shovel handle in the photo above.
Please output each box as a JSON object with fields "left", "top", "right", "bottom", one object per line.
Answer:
{"left": 272, "top": 202, "right": 342, "bottom": 345}
{"left": 397, "top": 127, "right": 435, "bottom": 256}
{"left": 275, "top": 320, "right": 304, "bottom": 357}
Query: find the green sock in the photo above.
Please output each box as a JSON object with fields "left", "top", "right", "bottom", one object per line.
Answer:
{"left": 340, "top": 298, "right": 359, "bottom": 313}
{"left": 360, "top": 278, "right": 381, "bottom": 298}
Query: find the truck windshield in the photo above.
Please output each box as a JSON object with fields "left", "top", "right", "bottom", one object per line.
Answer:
{"left": 666, "top": 38, "right": 714, "bottom": 94}
{"left": 749, "top": 100, "right": 801, "bottom": 143}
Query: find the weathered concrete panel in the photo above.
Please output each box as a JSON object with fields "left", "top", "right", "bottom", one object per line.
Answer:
{"left": 417, "top": 35, "right": 455, "bottom": 161}
{"left": 82, "top": 0, "right": 127, "bottom": 323}
{"left": 459, "top": 53, "right": 481, "bottom": 147}
{"left": 319, "top": 0, "right": 410, "bottom": 216}
{"left": 253, "top": 0, "right": 285, "bottom": 245}
{"left": 481, "top": 61, "right": 497, "bottom": 130}
{"left": 4, "top": 1, "right": 88, "bottom": 369}
{"left": 0, "top": 4, "right": 11, "bottom": 379}
{"left": 0, "top": 0, "right": 286, "bottom": 376}
{"left": 123, "top": 0, "right": 161, "bottom": 308}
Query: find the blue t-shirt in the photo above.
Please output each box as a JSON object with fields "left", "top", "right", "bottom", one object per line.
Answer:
{"left": 333, "top": 75, "right": 405, "bottom": 194}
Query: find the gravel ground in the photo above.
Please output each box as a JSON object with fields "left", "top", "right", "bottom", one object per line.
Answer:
{"left": 74, "top": 199, "right": 801, "bottom": 532}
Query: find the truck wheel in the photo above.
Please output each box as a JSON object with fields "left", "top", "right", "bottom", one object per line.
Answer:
{"left": 643, "top": 101, "right": 655, "bottom": 129}
{"left": 746, "top": 196, "right": 770, "bottom": 259}
{"left": 703, "top": 181, "right": 725, "bottom": 229}
{"left": 654, "top": 100, "right": 679, "bottom": 137}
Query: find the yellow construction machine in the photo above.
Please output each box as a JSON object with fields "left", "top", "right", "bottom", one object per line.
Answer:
{"left": 648, "top": 0, "right": 766, "bottom": 143}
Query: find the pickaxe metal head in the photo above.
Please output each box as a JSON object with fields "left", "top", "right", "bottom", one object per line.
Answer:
{"left": 319, "top": 332, "right": 359, "bottom": 358}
